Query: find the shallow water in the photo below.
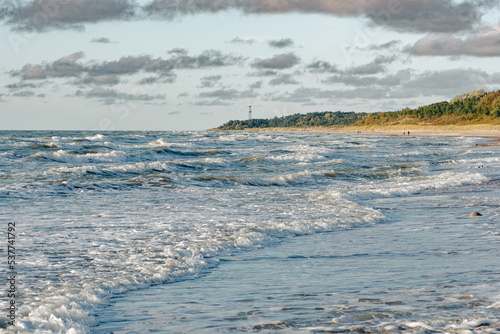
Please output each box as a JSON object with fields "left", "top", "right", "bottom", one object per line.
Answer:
{"left": 0, "top": 131, "right": 499, "bottom": 333}
{"left": 93, "top": 184, "right": 500, "bottom": 333}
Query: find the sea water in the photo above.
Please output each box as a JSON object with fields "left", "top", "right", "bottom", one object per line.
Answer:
{"left": 0, "top": 131, "right": 498, "bottom": 333}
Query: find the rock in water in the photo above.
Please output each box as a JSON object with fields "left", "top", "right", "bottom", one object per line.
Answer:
{"left": 470, "top": 212, "right": 482, "bottom": 217}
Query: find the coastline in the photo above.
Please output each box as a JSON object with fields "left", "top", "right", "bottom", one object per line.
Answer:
{"left": 212, "top": 125, "right": 500, "bottom": 145}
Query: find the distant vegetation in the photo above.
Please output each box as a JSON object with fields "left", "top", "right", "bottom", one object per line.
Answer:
{"left": 357, "top": 89, "right": 500, "bottom": 126}
{"left": 217, "top": 111, "right": 366, "bottom": 130}
{"left": 216, "top": 89, "right": 500, "bottom": 130}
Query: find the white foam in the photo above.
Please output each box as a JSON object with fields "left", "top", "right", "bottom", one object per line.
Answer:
{"left": 31, "top": 150, "right": 127, "bottom": 164}
{"left": 339, "top": 172, "right": 488, "bottom": 200}
{"left": 85, "top": 134, "right": 106, "bottom": 141}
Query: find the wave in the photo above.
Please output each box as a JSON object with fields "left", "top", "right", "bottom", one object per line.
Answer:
{"left": 30, "top": 150, "right": 128, "bottom": 164}
{"left": 324, "top": 171, "right": 488, "bottom": 201}
{"left": 5, "top": 186, "right": 384, "bottom": 333}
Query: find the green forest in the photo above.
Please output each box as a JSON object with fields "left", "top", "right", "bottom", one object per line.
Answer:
{"left": 217, "top": 111, "right": 366, "bottom": 130}
{"left": 216, "top": 89, "right": 500, "bottom": 130}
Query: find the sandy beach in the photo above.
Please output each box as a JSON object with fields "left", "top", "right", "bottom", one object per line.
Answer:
{"left": 232, "top": 125, "right": 500, "bottom": 145}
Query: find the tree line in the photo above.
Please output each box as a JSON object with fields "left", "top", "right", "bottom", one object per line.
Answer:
{"left": 217, "top": 111, "right": 365, "bottom": 130}
{"left": 216, "top": 89, "right": 500, "bottom": 130}
{"left": 358, "top": 89, "right": 500, "bottom": 125}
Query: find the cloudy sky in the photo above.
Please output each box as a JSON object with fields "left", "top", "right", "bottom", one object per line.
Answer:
{"left": 1, "top": 0, "right": 500, "bottom": 130}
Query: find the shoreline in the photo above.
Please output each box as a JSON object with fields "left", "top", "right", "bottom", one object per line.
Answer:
{"left": 213, "top": 126, "right": 500, "bottom": 145}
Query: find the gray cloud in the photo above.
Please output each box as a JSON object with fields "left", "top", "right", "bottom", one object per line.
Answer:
{"left": 5, "top": 82, "right": 39, "bottom": 90}
{"left": 269, "top": 74, "right": 299, "bottom": 86}
{"left": 229, "top": 37, "right": 256, "bottom": 45}
{"left": 14, "top": 64, "right": 47, "bottom": 80}
{"left": 196, "top": 87, "right": 257, "bottom": 106}
{"left": 268, "top": 38, "right": 294, "bottom": 48}
{"left": 12, "top": 52, "right": 85, "bottom": 79}
{"left": 346, "top": 55, "right": 395, "bottom": 75}
{"left": 77, "top": 75, "right": 120, "bottom": 86}
{"left": 168, "top": 49, "right": 244, "bottom": 69}
{"left": 50, "top": 52, "right": 85, "bottom": 77}
{"left": 264, "top": 86, "right": 336, "bottom": 104}
{"left": 394, "top": 68, "right": 500, "bottom": 97}
{"left": 307, "top": 60, "right": 339, "bottom": 74}
{"left": 11, "top": 50, "right": 240, "bottom": 86}
{"left": 198, "top": 88, "right": 256, "bottom": 100}
{"left": 143, "top": 0, "right": 489, "bottom": 33}
{"left": 308, "top": 55, "right": 395, "bottom": 77}
{"left": 193, "top": 100, "right": 232, "bottom": 106}
{"left": 77, "top": 87, "right": 166, "bottom": 104}
{"left": 89, "top": 55, "right": 152, "bottom": 75}
{"left": 249, "top": 81, "right": 263, "bottom": 89}
{"left": 199, "top": 75, "right": 222, "bottom": 88}
{"left": 91, "top": 37, "right": 113, "bottom": 43}
{"left": 251, "top": 53, "right": 300, "bottom": 70}
{"left": 12, "top": 90, "right": 36, "bottom": 98}
{"left": 1, "top": 0, "right": 490, "bottom": 34}
{"left": 138, "top": 73, "right": 177, "bottom": 85}
{"left": 3, "top": 0, "right": 135, "bottom": 32}
{"left": 1, "top": 0, "right": 493, "bottom": 33}
{"left": 249, "top": 70, "right": 279, "bottom": 77}
{"left": 324, "top": 69, "right": 410, "bottom": 87}
{"left": 265, "top": 67, "right": 500, "bottom": 105}
{"left": 410, "top": 24, "right": 500, "bottom": 57}
{"left": 368, "top": 40, "right": 402, "bottom": 51}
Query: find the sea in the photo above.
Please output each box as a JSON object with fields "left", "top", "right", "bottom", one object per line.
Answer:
{"left": 0, "top": 130, "right": 499, "bottom": 334}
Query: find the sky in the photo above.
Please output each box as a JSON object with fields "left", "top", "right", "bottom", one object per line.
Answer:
{"left": 1, "top": 0, "right": 500, "bottom": 131}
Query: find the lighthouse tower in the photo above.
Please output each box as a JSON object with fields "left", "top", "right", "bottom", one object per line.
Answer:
{"left": 248, "top": 105, "right": 252, "bottom": 120}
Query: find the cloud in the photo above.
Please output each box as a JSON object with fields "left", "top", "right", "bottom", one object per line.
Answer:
{"left": 12, "top": 90, "right": 36, "bottom": 98}
{"left": 5, "top": 82, "right": 39, "bottom": 90}
{"left": 168, "top": 49, "right": 244, "bottom": 69}
{"left": 50, "top": 52, "right": 86, "bottom": 77}
{"left": 2, "top": 0, "right": 490, "bottom": 33}
{"left": 199, "top": 75, "right": 222, "bottom": 88}
{"left": 3, "top": 0, "right": 135, "bottom": 31}
{"left": 251, "top": 53, "right": 300, "bottom": 70}
{"left": 264, "top": 86, "right": 335, "bottom": 104}
{"left": 12, "top": 52, "right": 85, "bottom": 79}
{"left": 229, "top": 37, "right": 256, "bottom": 45}
{"left": 14, "top": 64, "right": 48, "bottom": 80}
{"left": 195, "top": 87, "right": 257, "bottom": 106}
{"left": 198, "top": 88, "right": 256, "bottom": 100}
{"left": 268, "top": 38, "right": 294, "bottom": 48}
{"left": 324, "top": 69, "right": 410, "bottom": 87}
{"left": 89, "top": 55, "right": 152, "bottom": 75}
{"left": 11, "top": 49, "right": 240, "bottom": 87}
{"left": 249, "top": 81, "right": 263, "bottom": 89}
{"left": 307, "top": 60, "right": 339, "bottom": 74}
{"left": 308, "top": 55, "right": 394, "bottom": 77}
{"left": 368, "top": 40, "right": 402, "bottom": 51}
{"left": 143, "top": 0, "right": 488, "bottom": 33}
{"left": 269, "top": 74, "right": 299, "bottom": 86}
{"left": 138, "top": 73, "right": 177, "bottom": 85}
{"left": 77, "top": 87, "right": 166, "bottom": 104}
{"left": 394, "top": 68, "right": 500, "bottom": 97}
{"left": 91, "top": 37, "right": 114, "bottom": 43}
{"left": 346, "top": 55, "right": 395, "bottom": 75}
{"left": 77, "top": 75, "right": 121, "bottom": 86}
{"left": 410, "top": 24, "right": 500, "bottom": 57}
